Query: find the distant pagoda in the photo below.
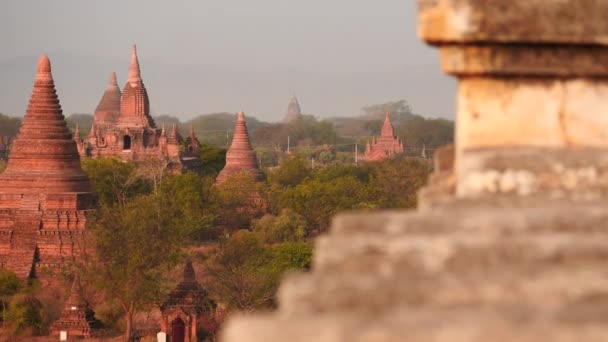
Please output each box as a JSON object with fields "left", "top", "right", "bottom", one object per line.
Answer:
{"left": 283, "top": 95, "right": 302, "bottom": 122}
{"left": 363, "top": 112, "right": 404, "bottom": 161}
{"left": 0, "top": 55, "right": 96, "bottom": 279}
{"left": 216, "top": 112, "right": 263, "bottom": 184}
{"left": 50, "top": 275, "right": 101, "bottom": 339}
{"left": 93, "top": 71, "right": 121, "bottom": 128}
{"left": 76, "top": 45, "right": 201, "bottom": 172}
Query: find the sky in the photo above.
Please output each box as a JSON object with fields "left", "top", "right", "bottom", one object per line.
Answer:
{"left": 0, "top": 0, "right": 456, "bottom": 122}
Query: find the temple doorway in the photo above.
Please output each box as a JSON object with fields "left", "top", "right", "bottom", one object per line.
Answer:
{"left": 123, "top": 136, "right": 131, "bottom": 150}
{"left": 171, "top": 317, "right": 185, "bottom": 342}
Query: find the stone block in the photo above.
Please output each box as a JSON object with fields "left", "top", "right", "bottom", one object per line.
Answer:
{"left": 418, "top": 0, "right": 608, "bottom": 45}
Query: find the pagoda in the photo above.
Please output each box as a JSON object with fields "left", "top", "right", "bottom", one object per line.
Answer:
{"left": 161, "top": 261, "right": 216, "bottom": 342}
{"left": 77, "top": 45, "right": 202, "bottom": 172}
{"left": 363, "top": 112, "right": 404, "bottom": 161}
{"left": 216, "top": 112, "right": 263, "bottom": 184}
{"left": 283, "top": 95, "right": 302, "bottom": 122}
{"left": 0, "top": 55, "right": 96, "bottom": 279}
{"left": 50, "top": 275, "right": 101, "bottom": 338}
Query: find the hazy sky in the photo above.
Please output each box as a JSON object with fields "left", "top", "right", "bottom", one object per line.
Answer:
{"left": 0, "top": 0, "right": 455, "bottom": 122}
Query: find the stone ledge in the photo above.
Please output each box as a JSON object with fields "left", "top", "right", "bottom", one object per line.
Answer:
{"left": 223, "top": 307, "right": 608, "bottom": 342}
{"left": 418, "top": 0, "right": 608, "bottom": 45}
{"left": 440, "top": 45, "right": 608, "bottom": 76}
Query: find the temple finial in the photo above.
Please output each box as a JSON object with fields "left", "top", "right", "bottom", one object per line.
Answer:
{"left": 36, "top": 55, "right": 53, "bottom": 81}
{"left": 109, "top": 71, "right": 118, "bottom": 87}
{"left": 128, "top": 45, "right": 141, "bottom": 85}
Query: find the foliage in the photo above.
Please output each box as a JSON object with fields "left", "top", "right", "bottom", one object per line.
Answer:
{"left": 160, "top": 172, "right": 216, "bottom": 240}
{"left": 267, "top": 156, "right": 311, "bottom": 188}
{"left": 213, "top": 171, "right": 265, "bottom": 230}
{"left": 81, "top": 158, "right": 151, "bottom": 207}
{"left": 252, "top": 209, "right": 307, "bottom": 244}
{"left": 4, "top": 294, "right": 44, "bottom": 336}
{"left": 205, "top": 231, "right": 312, "bottom": 311}
{"left": 65, "top": 113, "right": 93, "bottom": 138}
{"left": 0, "top": 270, "right": 22, "bottom": 323}
{"left": 0, "top": 160, "right": 6, "bottom": 173}
{"left": 368, "top": 157, "right": 432, "bottom": 208}
{"left": 200, "top": 144, "right": 227, "bottom": 176}
{"left": 87, "top": 191, "right": 195, "bottom": 339}
{"left": 0, "top": 114, "right": 21, "bottom": 137}
{"left": 266, "top": 242, "right": 313, "bottom": 274}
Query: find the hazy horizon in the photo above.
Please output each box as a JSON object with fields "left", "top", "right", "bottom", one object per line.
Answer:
{"left": 0, "top": 0, "right": 455, "bottom": 122}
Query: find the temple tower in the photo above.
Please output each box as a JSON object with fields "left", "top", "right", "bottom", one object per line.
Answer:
{"left": 50, "top": 275, "right": 101, "bottom": 338}
{"left": 117, "top": 45, "right": 155, "bottom": 128}
{"left": 216, "top": 112, "right": 263, "bottom": 184}
{"left": 93, "top": 71, "right": 121, "bottom": 127}
{"left": 0, "top": 56, "right": 96, "bottom": 279}
{"left": 283, "top": 95, "right": 302, "bottom": 123}
{"left": 363, "top": 112, "right": 404, "bottom": 161}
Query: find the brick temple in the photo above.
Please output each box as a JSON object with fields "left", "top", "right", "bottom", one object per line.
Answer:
{"left": 0, "top": 55, "right": 96, "bottom": 280}
{"left": 75, "top": 45, "right": 202, "bottom": 172}
{"left": 216, "top": 112, "right": 263, "bottom": 184}
{"left": 50, "top": 275, "right": 101, "bottom": 338}
{"left": 363, "top": 112, "right": 404, "bottom": 161}
{"left": 161, "top": 261, "right": 216, "bottom": 342}
{"left": 283, "top": 95, "right": 302, "bottom": 123}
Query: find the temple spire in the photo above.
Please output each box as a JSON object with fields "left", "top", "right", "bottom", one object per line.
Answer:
{"left": 128, "top": 45, "right": 142, "bottom": 85}
{"left": 0, "top": 55, "right": 93, "bottom": 194}
{"left": 74, "top": 124, "right": 80, "bottom": 139}
{"left": 380, "top": 112, "right": 395, "bottom": 137}
{"left": 216, "top": 111, "right": 263, "bottom": 184}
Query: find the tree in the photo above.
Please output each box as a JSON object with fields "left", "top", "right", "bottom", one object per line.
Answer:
{"left": 87, "top": 193, "right": 192, "bottom": 340}
{"left": 65, "top": 114, "right": 93, "bottom": 137}
{"left": 252, "top": 209, "right": 307, "bottom": 244}
{"left": 368, "top": 157, "right": 432, "bottom": 208}
{"left": 277, "top": 175, "right": 375, "bottom": 233}
{"left": 205, "top": 231, "right": 276, "bottom": 311}
{"left": 0, "top": 114, "right": 21, "bottom": 137}
{"left": 267, "top": 156, "right": 311, "bottom": 188}
{"left": 81, "top": 158, "right": 150, "bottom": 207}
{"left": 0, "top": 270, "right": 21, "bottom": 325}
{"left": 4, "top": 293, "right": 44, "bottom": 336}
{"left": 199, "top": 144, "right": 227, "bottom": 176}
{"left": 213, "top": 171, "right": 266, "bottom": 230}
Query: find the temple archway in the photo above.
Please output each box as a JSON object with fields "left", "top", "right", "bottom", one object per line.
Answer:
{"left": 171, "top": 317, "right": 185, "bottom": 342}
{"left": 123, "top": 135, "right": 131, "bottom": 150}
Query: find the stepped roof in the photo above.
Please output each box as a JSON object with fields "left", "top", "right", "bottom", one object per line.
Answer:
{"left": 0, "top": 55, "right": 93, "bottom": 194}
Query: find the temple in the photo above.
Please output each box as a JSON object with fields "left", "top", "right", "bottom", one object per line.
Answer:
{"left": 283, "top": 95, "right": 302, "bottom": 122}
{"left": 216, "top": 112, "right": 263, "bottom": 184}
{"left": 50, "top": 275, "right": 101, "bottom": 338}
{"left": 160, "top": 261, "right": 216, "bottom": 342}
{"left": 76, "top": 45, "right": 201, "bottom": 172}
{"left": 363, "top": 112, "right": 404, "bottom": 161}
{"left": 0, "top": 56, "right": 96, "bottom": 280}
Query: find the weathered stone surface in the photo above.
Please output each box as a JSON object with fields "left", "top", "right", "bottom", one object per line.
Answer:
{"left": 418, "top": 0, "right": 608, "bottom": 45}
{"left": 457, "top": 147, "right": 608, "bottom": 199}
{"left": 440, "top": 46, "right": 608, "bottom": 77}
